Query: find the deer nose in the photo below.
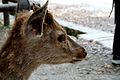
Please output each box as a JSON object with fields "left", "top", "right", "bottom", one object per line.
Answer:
{"left": 82, "top": 47, "right": 87, "bottom": 56}
{"left": 72, "top": 47, "right": 87, "bottom": 61}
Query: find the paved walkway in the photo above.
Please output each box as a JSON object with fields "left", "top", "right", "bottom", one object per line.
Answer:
{"left": 56, "top": 19, "right": 114, "bottom": 49}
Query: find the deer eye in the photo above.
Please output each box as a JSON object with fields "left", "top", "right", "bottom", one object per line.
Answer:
{"left": 57, "top": 34, "right": 66, "bottom": 42}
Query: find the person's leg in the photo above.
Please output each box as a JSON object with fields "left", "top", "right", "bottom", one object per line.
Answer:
{"left": 112, "top": 23, "right": 120, "bottom": 65}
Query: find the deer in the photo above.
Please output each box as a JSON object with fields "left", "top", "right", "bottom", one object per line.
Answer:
{"left": 0, "top": 0, "right": 87, "bottom": 80}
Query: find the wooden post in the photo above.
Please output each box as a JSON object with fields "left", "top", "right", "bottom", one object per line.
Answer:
{"left": 2, "top": 0, "right": 10, "bottom": 26}
{"left": 0, "top": 4, "right": 17, "bottom": 12}
{"left": 0, "top": 0, "right": 39, "bottom": 26}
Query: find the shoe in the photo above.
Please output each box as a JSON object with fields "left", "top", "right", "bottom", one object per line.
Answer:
{"left": 112, "top": 55, "right": 120, "bottom": 65}
{"left": 112, "top": 60, "right": 120, "bottom": 65}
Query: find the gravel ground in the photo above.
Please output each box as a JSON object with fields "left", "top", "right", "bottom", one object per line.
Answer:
{"left": 48, "top": 4, "right": 115, "bottom": 34}
{"left": 0, "top": 3, "right": 120, "bottom": 80}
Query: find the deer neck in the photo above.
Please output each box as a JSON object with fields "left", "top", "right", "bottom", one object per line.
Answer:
{"left": 0, "top": 38, "right": 35, "bottom": 80}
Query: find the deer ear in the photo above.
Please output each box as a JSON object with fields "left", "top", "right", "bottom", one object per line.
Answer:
{"left": 32, "top": 3, "right": 41, "bottom": 12}
{"left": 26, "top": 0, "right": 48, "bottom": 35}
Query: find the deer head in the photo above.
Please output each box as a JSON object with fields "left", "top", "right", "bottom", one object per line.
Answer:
{"left": 0, "top": 0, "right": 87, "bottom": 80}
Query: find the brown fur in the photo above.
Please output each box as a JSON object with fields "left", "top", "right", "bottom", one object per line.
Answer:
{"left": 0, "top": 6, "right": 87, "bottom": 80}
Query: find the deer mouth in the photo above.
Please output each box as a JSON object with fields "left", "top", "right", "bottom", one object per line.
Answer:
{"left": 72, "top": 52, "right": 87, "bottom": 62}
{"left": 71, "top": 48, "right": 87, "bottom": 61}
{"left": 72, "top": 57, "right": 82, "bottom": 61}
{"left": 72, "top": 57, "right": 85, "bottom": 61}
